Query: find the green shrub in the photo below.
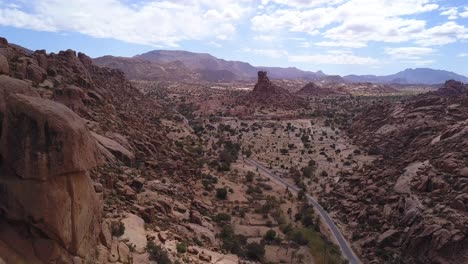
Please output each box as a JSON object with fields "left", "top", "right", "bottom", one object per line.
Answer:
{"left": 176, "top": 241, "right": 188, "bottom": 253}
{"left": 111, "top": 221, "right": 125, "bottom": 237}
{"left": 264, "top": 229, "right": 277, "bottom": 242}
{"left": 214, "top": 213, "right": 232, "bottom": 223}
{"left": 245, "top": 242, "right": 265, "bottom": 261}
{"left": 246, "top": 171, "right": 255, "bottom": 182}
{"left": 146, "top": 241, "right": 172, "bottom": 264}
{"left": 216, "top": 188, "right": 228, "bottom": 200}
{"left": 218, "top": 224, "right": 247, "bottom": 255}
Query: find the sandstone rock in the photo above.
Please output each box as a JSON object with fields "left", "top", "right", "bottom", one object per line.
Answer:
{"left": 377, "top": 229, "right": 401, "bottom": 247}
{"left": 94, "top": 183, "right": 104, "bottom": 193}
{"left": 132, "top": 253, "right": 150, "bottom": 264}
{"left": 199, "top": 252, "right": 212, "bottom": 262}
{"left": 35, "top": 52, "right": 48, "bottom": 69}
{"left": 158, "top": 232, "right": 168, "bottom": 243}
{"left": 121, "top": 214, "right": 147, "bottom": 253}
{"left": 249, "top": 71, "right": 298, "bottom": 105}
{"left": 72, "top": 256, "right": 83, "bottom": 264}
{"left": 431, "top": 229, "right": 451, "bottom": 251}
{"left": 188, "top": 246, "right": 199, "bottom": 255}
{"left": 26, "top": 64, "right": 47, "bottom": 83}
{"left": 1, "top": 94, "right": 100, "bottom": 179}
{"left": 459, "top": 167, "right": 468, "bottom": 177}
{"left": 190, "top": 210, "right": 205, "bottom": 225}
{"left": 108, "top": 239, "right": 119, "bottom": 263}
{"left": 118, "top": 242, "right": 130, "bottom": 263}
{"left": 130, "top": 177, "right": 145, "bottom": 192}
{"left": 100, "top": 222, "right": 112, "bottom": 248}
{"left": 401, "top": 196, "right": 423, "bottom": 226}
{"left": 53, "top": 85, "right": 85, "bottom": 110}
{"left": 0, "top": 75, "right": 39, "bottom": 110}
{"left": 92, "top": 132, "right": 135, "bottom": 166}
{"left": 0, "top": 54, "right": 9, "bottom": 74}
{"left": 450, "top": 199, "right": 465, "bottom": 212}
{"left": 0, "top": 94, "right": 101, "bottom": 261}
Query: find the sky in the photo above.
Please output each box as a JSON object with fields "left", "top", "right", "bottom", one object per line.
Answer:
{"left": 0, "top": 0, "right": 467, "bottom": 76}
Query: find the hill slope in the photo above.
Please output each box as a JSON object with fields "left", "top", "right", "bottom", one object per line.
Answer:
{"left": 344, "top": 68, "right": 468, "bottom": 84}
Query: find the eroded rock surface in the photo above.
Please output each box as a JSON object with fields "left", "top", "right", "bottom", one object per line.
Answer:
{"left": 0, "top": 94, "right": 101, "bottom": 263}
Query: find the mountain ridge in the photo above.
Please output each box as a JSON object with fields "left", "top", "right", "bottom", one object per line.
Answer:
{"left": 96, "top": 50, "right": 468, "bottom": 84}
{"left": 344, "top": 68, "right": 468, "bottom": 84}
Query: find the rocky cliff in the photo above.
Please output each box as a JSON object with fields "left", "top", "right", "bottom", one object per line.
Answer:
{"left": 320, "top": 80, "right": 468, "bottom": 263}
{"left": 241, "top": 71, "right": 303, "bottom": 107}
{"left": 0, "top": 36, "right": 199, "bottom": 263}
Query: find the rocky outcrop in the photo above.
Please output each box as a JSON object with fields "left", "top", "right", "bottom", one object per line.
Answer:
{"left": 321, "top": 81, "right": 468, "bottom": 263}
{"left": 243, "top": 71, "right": 303, "bottom": 107}
{"left": 0, "top": 93, "right": 102, "bottom": 263}
{"left": 296, "top": 82, "right": 345, "bottom": 96}
{"left": 0, "top": 54, "right": 9, "bottom": 74}
{"left": 433, "top": 80, "right": 468, "bottom": 96}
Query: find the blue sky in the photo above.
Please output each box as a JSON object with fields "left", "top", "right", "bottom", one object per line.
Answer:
{"left": 0, "top": 0, "right": 467, "bottom": 76}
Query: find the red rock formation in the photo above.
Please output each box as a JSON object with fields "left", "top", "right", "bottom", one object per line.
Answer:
{"left": 296, "top": 82, "right": 346, "bottom": 96}
{"left": 321, "top": 81, "right": 468, "bottom": 263}
{"left": 0, "top": 93, "right": 102, "bottom": 263}
{"left": 243, "top": 71, "right": 304, "bottom": 108}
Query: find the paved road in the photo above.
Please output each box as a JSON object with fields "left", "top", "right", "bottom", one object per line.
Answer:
{"left": 244, "top": 157, "right": 361, "bottom": 264}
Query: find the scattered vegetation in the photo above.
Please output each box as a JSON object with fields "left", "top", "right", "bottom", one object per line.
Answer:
{"left": 147, "top": 241, "right": 172, "bottom": 264}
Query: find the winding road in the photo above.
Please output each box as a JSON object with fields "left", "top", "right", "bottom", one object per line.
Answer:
{"left": 244, "top": 157, "right": 361, "bottom": 264}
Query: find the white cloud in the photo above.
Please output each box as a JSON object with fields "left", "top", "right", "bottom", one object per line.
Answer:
{"left": 316, "top": 40, "right": 367, "bottom": 48}
{"left": 251, "top": 0, "right": 466, "bottom": 48}
{"left": 0, "top": 0, "right": 250, "bottom": 47}
{"left": 208, "top": 41, "right": 222, "bottom": 48}
{"left": 414, "top": 22, "right": 468, "bottom": 46}
{"left": 458, "top": 53, "right": 468, "bottom": 57}
{"left": 384, "top": 47, "right": 435, "bottom": 59}
{"left": 402, "top": 60, "right": 434, "bottom": 65}
{"left": 441, "top": 8, "right": 458, "bottom": 20}
{"left": 288, "top": 52, "right": 378, "bottom": 65}
{"left": 243, "top": 48, "right": 288, "bottom": 58}
{"left": 261, "top": 0, "right": 345, "bottom": 8}
{"left": 253, "top": 35, "right": 276, "bottom": 41}
{"left": 459, "top": 7, "right": 468, "bottom": 18}
{"left": 298, "top": 42, "right": 311, "bottom": 48}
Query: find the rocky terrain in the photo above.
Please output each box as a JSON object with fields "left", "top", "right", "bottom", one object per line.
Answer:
{"left": 297, "top": 82, "right": 348, "bottom": 96}
{"left": 243, "top": 71, "right": 302, "bottom": 106}
{"left": 0, "top": 36, "right": 208, "bottom": 263}
{"left": 1, "top": 32, "right": 467, "bottom": 264}
{"left": 320, "top": 80, "right": 468, "bottom": 263}
{"left": 94, "top": 55, "right": 200, "bottom": 82}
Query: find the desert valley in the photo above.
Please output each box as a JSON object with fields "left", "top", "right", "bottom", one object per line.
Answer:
{"left": 0, "top": 34, "right": 467, "bottom": 264}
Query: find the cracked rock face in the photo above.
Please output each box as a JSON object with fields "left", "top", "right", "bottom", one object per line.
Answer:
{"left": 0, "top": 93, "right": 101, "bottom": 263}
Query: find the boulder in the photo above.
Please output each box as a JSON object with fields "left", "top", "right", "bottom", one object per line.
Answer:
{"left": 0, "top": 75, "right": 39, "bottom": 111}
{"left": 0, "top": 54, "right": 9, "bottom": 74}
{"left": 92, "top": 132, "right": 135, "bottom": 166}
{"left": 377, "top": 229, "right": 401, "bottom": 247}
{"left": 1, "top": 94, "right": 100, "bottom": 179}
{"left": 108, "top": 239, "right": 119, "bottom": 263}
{"left": 121, "top": 214, "right": 147, "bottom": 254}
{"left": 100, "top": 222, "right": 112, "bottom": 248}
{"left": 26, "top": 64, "right": 47, "bottom": 83}
{"left": 118, "top": 242, "right": 130, "bottom": 263}
{"left": 0, "top": 94, "right": 101, "bottom": 262}
{"left": 459, "top": 167, "right": 468, "bottom": 177}
{"left": 53, "top": 85, "right": 85, "bottom": 110}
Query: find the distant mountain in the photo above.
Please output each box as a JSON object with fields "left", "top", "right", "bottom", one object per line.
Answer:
{"left": 94, "top": 55, "right": 200, "bottom": 81}
{"left": 257, "top": 66, "right": 325, "bottom": 80}
{"left": 344, "top": 68, "right": 468, "bottom": 85}
{"left": 134, "top": 50, "right": 324, "bottom": 80}
{"left": 96, "top": 50, "right": 468, "bottom": 85}
{"left": 135, "top": 50, "right": 256, "bottom": 79}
